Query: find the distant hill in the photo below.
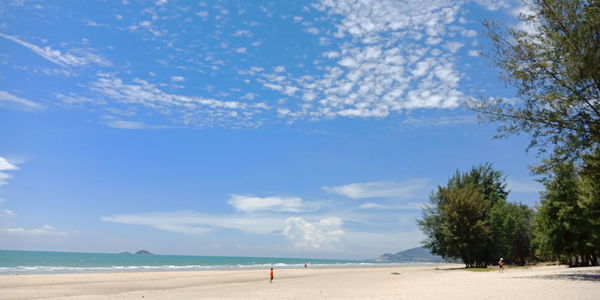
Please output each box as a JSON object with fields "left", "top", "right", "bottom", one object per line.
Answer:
{"left": 134, "top": 250, "right": 153, "bottom": 255}
{"left": 376, "top": 247, "right": 446, "bottom": 262}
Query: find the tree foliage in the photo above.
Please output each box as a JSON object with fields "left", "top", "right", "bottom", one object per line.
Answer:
{"left": 419, "top": 164, "right": 534, "bottom": 268}
{"left": 534, "top": 159, "right": 600, "bottom": 266}
{"left": 471, "top": 0, "right": 600, "bottom": 170}
{"left": 489, "top": 202, "right": 534, "bottom": 266}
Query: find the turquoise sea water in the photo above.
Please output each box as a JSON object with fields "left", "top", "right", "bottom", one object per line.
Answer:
{"left": 0, "top": 250, "right": 420, "bottom": 274}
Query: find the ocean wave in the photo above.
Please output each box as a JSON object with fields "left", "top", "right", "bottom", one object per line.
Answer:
{"left": 0, "top": 261, "right": 424, "bottom": 275}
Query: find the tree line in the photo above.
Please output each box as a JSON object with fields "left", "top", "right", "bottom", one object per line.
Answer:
{"left": 419, "top": 0, "right": 599, "bottom": 268}
{"left": 418, "top": 160, "right": 599, "bottom": 268}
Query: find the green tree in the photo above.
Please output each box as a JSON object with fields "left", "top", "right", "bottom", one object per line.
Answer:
{"left": 420, "top": 185, "right": 491, "bottom": 268}
{"left": 578, "top": 150, "right": 600, "bottom": 265}
{"left": 418, "top": 164, "right": 534, "bottom": 267}
{"left": 471, "top": 0, "right": 600, "bottom": 169}
{"left": 489, "top": 201, "right": 534, "bottom": 265}
{"left": 533, "top": 161, "right": 597, "bottom": 265}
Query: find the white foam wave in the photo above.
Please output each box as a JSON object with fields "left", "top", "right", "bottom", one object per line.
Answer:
{"left": 0, "top": 261, "right": 424, "bottom": 275}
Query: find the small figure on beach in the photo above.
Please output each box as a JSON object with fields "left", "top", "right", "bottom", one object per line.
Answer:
{"left": 304, "top": 263, "right": 307, "bottom": 268}
{"left": 269, "top": 268, "right": 274, "bottom": 283}
{"left": 498, "top": 258, "right": 505, "bottom": 273}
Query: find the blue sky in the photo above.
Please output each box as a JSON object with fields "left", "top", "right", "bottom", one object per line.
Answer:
{"left": 0, "top": 0, "right": 542, "bottom": 259}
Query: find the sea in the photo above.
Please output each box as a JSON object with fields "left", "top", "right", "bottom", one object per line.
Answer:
{"left": 0, "top": 250, "right": 423, "bottom": 275}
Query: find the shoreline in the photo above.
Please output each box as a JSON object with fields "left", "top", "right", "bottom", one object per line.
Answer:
{"left": 1, "top": 264, "right": 599, "bottom": 299}
{"left": 0, "top": 261, "right": 439, "bottom": 276}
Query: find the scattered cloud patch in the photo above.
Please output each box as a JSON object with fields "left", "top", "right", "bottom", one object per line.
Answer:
{"left": 0, "top": 90, "right": 43, "bottom": 111}
{"left": 103, "top": 119, "right": 150, "bottom": 130}
{"left": 233, "top": 30, "right": 253, "bottom": 37}
{"left": 511, "top": 1, "right": 539, "bottom": 34}
{"left": 0, "top": 33, "right": 111, "bottom": 68}
{"left": 323, "top": 179, "right": 428, "bottom": 199}
{"left": 468, "top": 50, "right": 480, "bottom": 57}
{"left": 90, "top": 74, "right": 270, "bottom": 128}
{"left": 102, "top": 212, "right": 286, "bottom": 234}
{"left": 0, "top": 225, "right": 68, "bottom": 235}
{"left": 473, "top": 0, "right": 510, "bottom": 11}
{"left": 227, "top": 194, "right": 318, "bottom": 213}
{"left": 1, "top": 209, "right": 16, "bottom": 216}
{"left": 358, "top": 202, "right": 423, "bottom": 210}
{"left": 401, "top": 115, "right": 477, "bottom": 129}
{"left": 282, "top": 217, "right": 344, "bottom": 251}
{"left": 0, "top": 156, "right": 18, "bottom": 186}
{"left": 255, "top": 0, "right": 475, "bottom": 120}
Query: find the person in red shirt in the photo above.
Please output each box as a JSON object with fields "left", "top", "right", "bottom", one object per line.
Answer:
{"left": 269, "top": 268, "right": 274, "bottom": 283}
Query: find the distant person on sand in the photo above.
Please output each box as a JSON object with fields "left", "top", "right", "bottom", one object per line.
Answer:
{"left": 269, "top": 268, "right": 274, "bottom": 283}
{"left": 304, "top": 263, "right": 307, "bottom": 268}
{"left": 498, "top": 258, "right": 505, "bottom": 273}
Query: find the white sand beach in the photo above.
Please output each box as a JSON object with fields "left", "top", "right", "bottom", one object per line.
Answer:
{"left": 1, "top": 264, "right": 599, "bottom": 299}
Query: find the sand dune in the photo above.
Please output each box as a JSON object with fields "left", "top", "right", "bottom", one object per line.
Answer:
{"left": 1, "top": 264, "right": 599, "bottom": 299}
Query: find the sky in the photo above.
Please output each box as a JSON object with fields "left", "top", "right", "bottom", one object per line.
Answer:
{"left": 0, "top": 0, "right": 543, "bottom": 259}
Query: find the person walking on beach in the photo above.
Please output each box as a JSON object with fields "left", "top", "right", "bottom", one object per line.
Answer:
{"left": 498, "top": 258, "right": 505, "bottom": 273}
{"left": 269, "top": 268, "right": 274, "bottom": 283}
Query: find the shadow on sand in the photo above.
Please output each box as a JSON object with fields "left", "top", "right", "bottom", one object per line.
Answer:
{"left": 524, "top": 272, "right": 600, "bottom": 282}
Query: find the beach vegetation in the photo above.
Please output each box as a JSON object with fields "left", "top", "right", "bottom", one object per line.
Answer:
{"left": 470, "top": 0, "right": 600, "bottom": 173}
{"left": 466, "top": 0, "right": 600, "bottom": 267}
{"left": 533, "top": 159, "right": 600, "bottom": 266}
{"left": 418, "top": 164, "right": 534, "bottom": 268}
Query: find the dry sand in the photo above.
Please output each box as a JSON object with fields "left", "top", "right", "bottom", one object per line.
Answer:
{"left": 1, "top": 264, "right": 599, "bottom": 299}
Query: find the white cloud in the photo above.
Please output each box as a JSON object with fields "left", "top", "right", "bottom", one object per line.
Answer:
{"left": 170, "top": 76, "right": 185, "bottom": 82}
{"left": 1, "top": 209, "right": 16, "bottom": 216}
{"left": 102, "top": 212, "right": 286, "bottom": 234}
{"left": 282, "top": 217, "right": 344, "bottom": 251}
{"left": 104, "top": 119, "right": 150, "bottom": 130}
{"left": 256, "top": 0, "right": 468, "bottom": 119}
{"left": 0, "top": 33, "right": 111, "bottom": 67}
{"left": 401, "top": 115, "right": 477, "bottom": 129}
{"left": 511, "top": 1, "right": 539, "bottom": 34}
{"left": 468, "top": 50, "right": 480, "bottom": 57}
{"left": 473, "top": 0, "right": 509, "bottom": 11}
{"left": 227, "top": 194, "right": 314, "bottom": 213}
{"left": 0, "top": 156, "right": 18, "bottom": 186}
{"left": 0, "top": 225, "right": 68, "bottom": 235}
{"left": 306, "top": 27, "right": 320, "bottom": 35}
{"left": 233, "top": 30, "right": 253, "bottom": 37}
{"left": 0, "top": 173, "right": 12, "bottom": 186}
{"left": 0, "top": 157, "right": 18, "bottom": 171}
{"left": 55, "top": 93, "right": 105, "bottom": 106}
{"left": 358, "top": 202, "right": 423, "bottom": 210}
{"left": 323, "top": 179, "right": 428, "bottom": 199}
{"left": 443, "top": 41, "right": 464, "bottom": 53}
{"left": 0, "top": 90, "right": 43, "bottom": 111}
{"left": 90, "top": 74, "right": 270, "bottom": 128}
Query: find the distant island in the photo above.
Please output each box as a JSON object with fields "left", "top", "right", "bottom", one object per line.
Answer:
{"left": 376, "top": 247, "right": 446, "bottom": 262}
{"left": 134, "top": 250, "right": 153, "bottom": 255}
